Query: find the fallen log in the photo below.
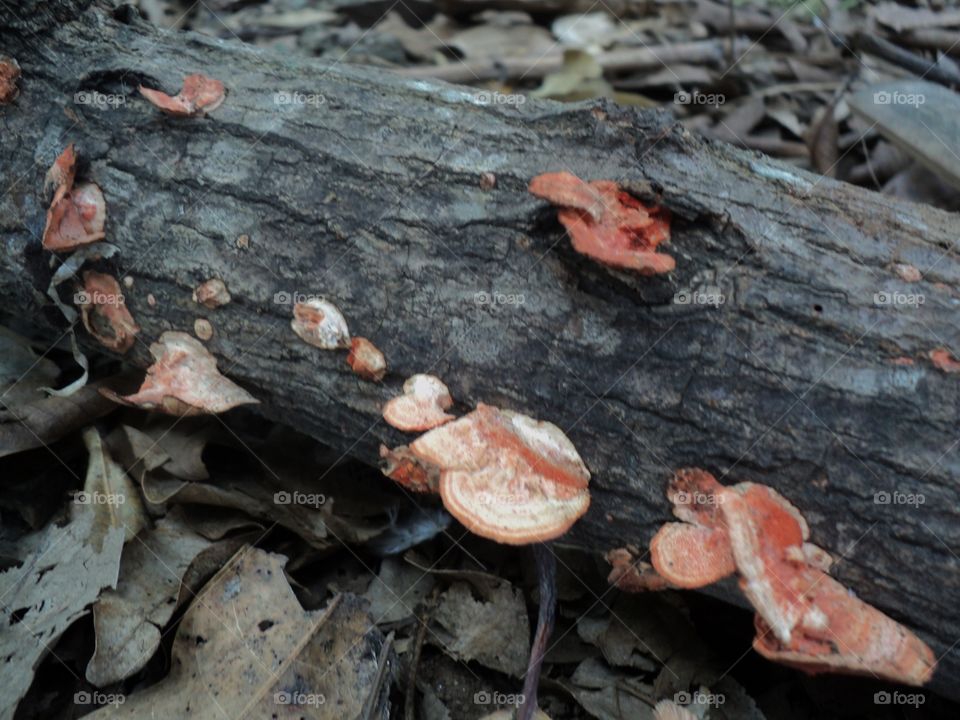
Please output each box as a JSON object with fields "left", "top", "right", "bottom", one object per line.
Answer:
{"left": 2, "top": 0, "right": 959, "bottom": 700}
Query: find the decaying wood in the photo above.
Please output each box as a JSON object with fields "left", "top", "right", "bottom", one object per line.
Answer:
{"left": 2, "top": 0, "right": 959, "bottom": 698}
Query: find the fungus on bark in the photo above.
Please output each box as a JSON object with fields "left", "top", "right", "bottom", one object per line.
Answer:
{"left": 194, "top": 318, "right": 213, "bottom": 341}
{"left": 382, "top": 402, "right": 591, "bottom": 720}
{"left": 100, "top": 331, "right": 258, "bottom": 416}
{"left": 0, "top": 55, "right": 19, "bottom": 104}
{"left": 347, "top": 337, "right": 386, "bottom": 381}
{"left": 78, "top": 271, "right": 139, "bottom": 353}
{"left": 606, "top": 547, "right": 674, "bottom": 592}
{"left": 139, "top": 73, "right": 225, "bottom": 117}
{"left": 42, "top": 145, "right": 107, "bottom": 252}
{"left": 528, "top": 171, "right": 674, "bottom": 275}
{"left": 620, "top": 468, "right": 936, "bottom": 686}
{"left": 382, "top": 374, "right": 454, "bottom": 431}
{"left": 290, "top": 298, "right": 350, "bottom": 350}
{"left": 929, "top": 348, "right": 960, "bottom": 373}
{"left": 192, "top": 278, "right": 231, "bottom": 309}
{"left": 378, "top": 444, "right": 438, "bottom": 493}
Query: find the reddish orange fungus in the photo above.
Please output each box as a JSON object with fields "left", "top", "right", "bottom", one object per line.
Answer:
{"left": 193, "top": 278, "right": 231, "bottom": 309}
{"left": 139, "top": 73, "right": 225, "bottom": 117}
{"left": 406, "top": 403, "right": 590, "bottom": 544}
{"left": 382, "top": 374, "right": 454, "bottom": 432}
{"left": 347, "top": 337, "right": 386, "bottom": 382}
{"left": 929, "top": 348, "right": 960, "bottom": 374}
{"left": 42, "top": 145, "right": 107, "bottom": 252}
{"left": 0, "top": 56, "right": 19, "bottom": 104}
{"left": 78, "top": 271, "right": 139, "bottom": 353}
{"left": 640, "top": 469, "right": 935, "bottom": 684}
{"left": 100, "top": 331, "right": 258, "bottom": 416}
{"left": 529, "top": 171, "right": 674, "bottom": 275}
{"left": 379, "top": 444, "right": 438, "bottom": 493}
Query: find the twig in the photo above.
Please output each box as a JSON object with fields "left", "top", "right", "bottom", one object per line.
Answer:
{"left": 855, "top": 32, "right": 960, "bottom": 89}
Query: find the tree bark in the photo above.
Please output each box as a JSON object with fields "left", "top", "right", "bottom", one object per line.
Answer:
{"left": 2, "top": 0, "right": 959, "bottom": 698}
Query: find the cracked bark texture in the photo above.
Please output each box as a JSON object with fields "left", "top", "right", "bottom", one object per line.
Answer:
{"left": 2, "top": 0, "right": 959, "bottom": 699}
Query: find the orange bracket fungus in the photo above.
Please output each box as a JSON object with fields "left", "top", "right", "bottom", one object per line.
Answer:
{"left": 192, "top": 278, "right": 231, "bottom": 309}
{"left": 929, "top": 348, "right": 960, "bottom": 373}
{"left": 78, "top": 271, "right": 139, "bottom": 353}
{"left": 291, "top": 298, "right": 350, "bottom": 350}
{"left": 528, "top": 171, "right": 674, "bottom": 275}
{"left": 382, "top": 374, "right": 454, "bottom": 432}
{"left": 629, "top": 468, "right": 936, "bottom": 686}
{"left": 42, "top": 144, "right": 107, "bottom": 252}
{"left": 0, "top": 55, "right": 20, "bottom": 104}
{"left": 381, "top": 402, "right": 591, "bottom": 720}
{"left": 139, "top": 73, "right": 225, "bottom": 117}
{"left": 100, "top": 331, "right": 258, "bottom": 416}
{"left": 347, "top": 337, "right": 387, "bottom": 382}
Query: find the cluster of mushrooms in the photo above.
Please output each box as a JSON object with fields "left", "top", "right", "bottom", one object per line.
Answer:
{"left": 23, "top": 64, "right": 938, "bottom": 720}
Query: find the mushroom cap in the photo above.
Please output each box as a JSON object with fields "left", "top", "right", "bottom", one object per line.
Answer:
{"left": 103, "top": 331, "right": 258, "bottom": 415}
{"left": 382, "top": 373, "right": 454, "bottom": 432}
{"left": 41, "top": 144, "right": 106, "bottom": 252}
{"left": 347, "top": 337, "right": 386, "bottom": 381}
{"left": 290, "top": 298, "right": 350, "bottom": 350}
{"left": 409, "top": 404, "right": 590, "bottom": 544}
{"left": 649, "top": 522, "right": 736, "bottom": 588}
{"left": 752, "top": 566, "right": 936, "bottom": 686}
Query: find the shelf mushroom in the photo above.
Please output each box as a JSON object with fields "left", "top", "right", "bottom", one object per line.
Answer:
{"left": 612, "top": 468, "right": 936, "bottom": 686}
{"left": 139, "top": 73, "right": 225, "bottom": 117}
{"left": 381, "top": 403, "right": 591, "bottom": 720}
{"left": 528, "top": 171, "right": 674, "bottom": 275}
{"left": 100, "top": 331, "right": 258, "bottom": 416}
{"left": 382, "top": 374, "right": 454, "bottom": 432}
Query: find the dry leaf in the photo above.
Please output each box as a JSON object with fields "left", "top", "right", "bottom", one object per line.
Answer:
{"left": 0, "top": 502, "right": 124, "bottom": 718}
{"left": 85, "top": 549, "right": 391, "bottom": 719}
{"left": 86, "top": 509, "right": 215, "bottom": 685}
{"left": 82, "top": 427, "right": 149, "bottom": 542}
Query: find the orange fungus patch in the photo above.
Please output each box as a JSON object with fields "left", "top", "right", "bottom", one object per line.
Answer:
{"left": 529, "top": 171, "right": 674, "bottom": 275}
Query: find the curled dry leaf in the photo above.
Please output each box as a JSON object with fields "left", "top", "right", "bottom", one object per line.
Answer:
{"left": 0, "top": 55, "right": 20, "bottom": 103}
{"left": 192, "top": 278, "right": 231, "bottom": 308}
{"left": 382, "top": 373, "right": 454, "bottom": 431}
{"left": 78, "top": 271, "right": 140, "bottom": 353}
{"left": 347, "top": 336, "right": 387, "bottom": 381}
{"left": 929, "top": 348, "right": 960, "bottom": 373}
{"left": 635, "top": 468, "right": 935, "bottom": 685}
{"left": 529, "top": 171, "right": 674, "bottom": 275}
{"left": 42, "top": 145, "right": 107, "bottom": 252}
{"left": 100, "top": 331, "right": 258, "bottom": 416}
{"left": 406, "top": 403, "right": 591, "bottom": 544}
{"left": 138, "top": 73, "right": 225, "bottom": 117}
{"left": 291, "top": 298, "right": 350, "bottom": 350}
